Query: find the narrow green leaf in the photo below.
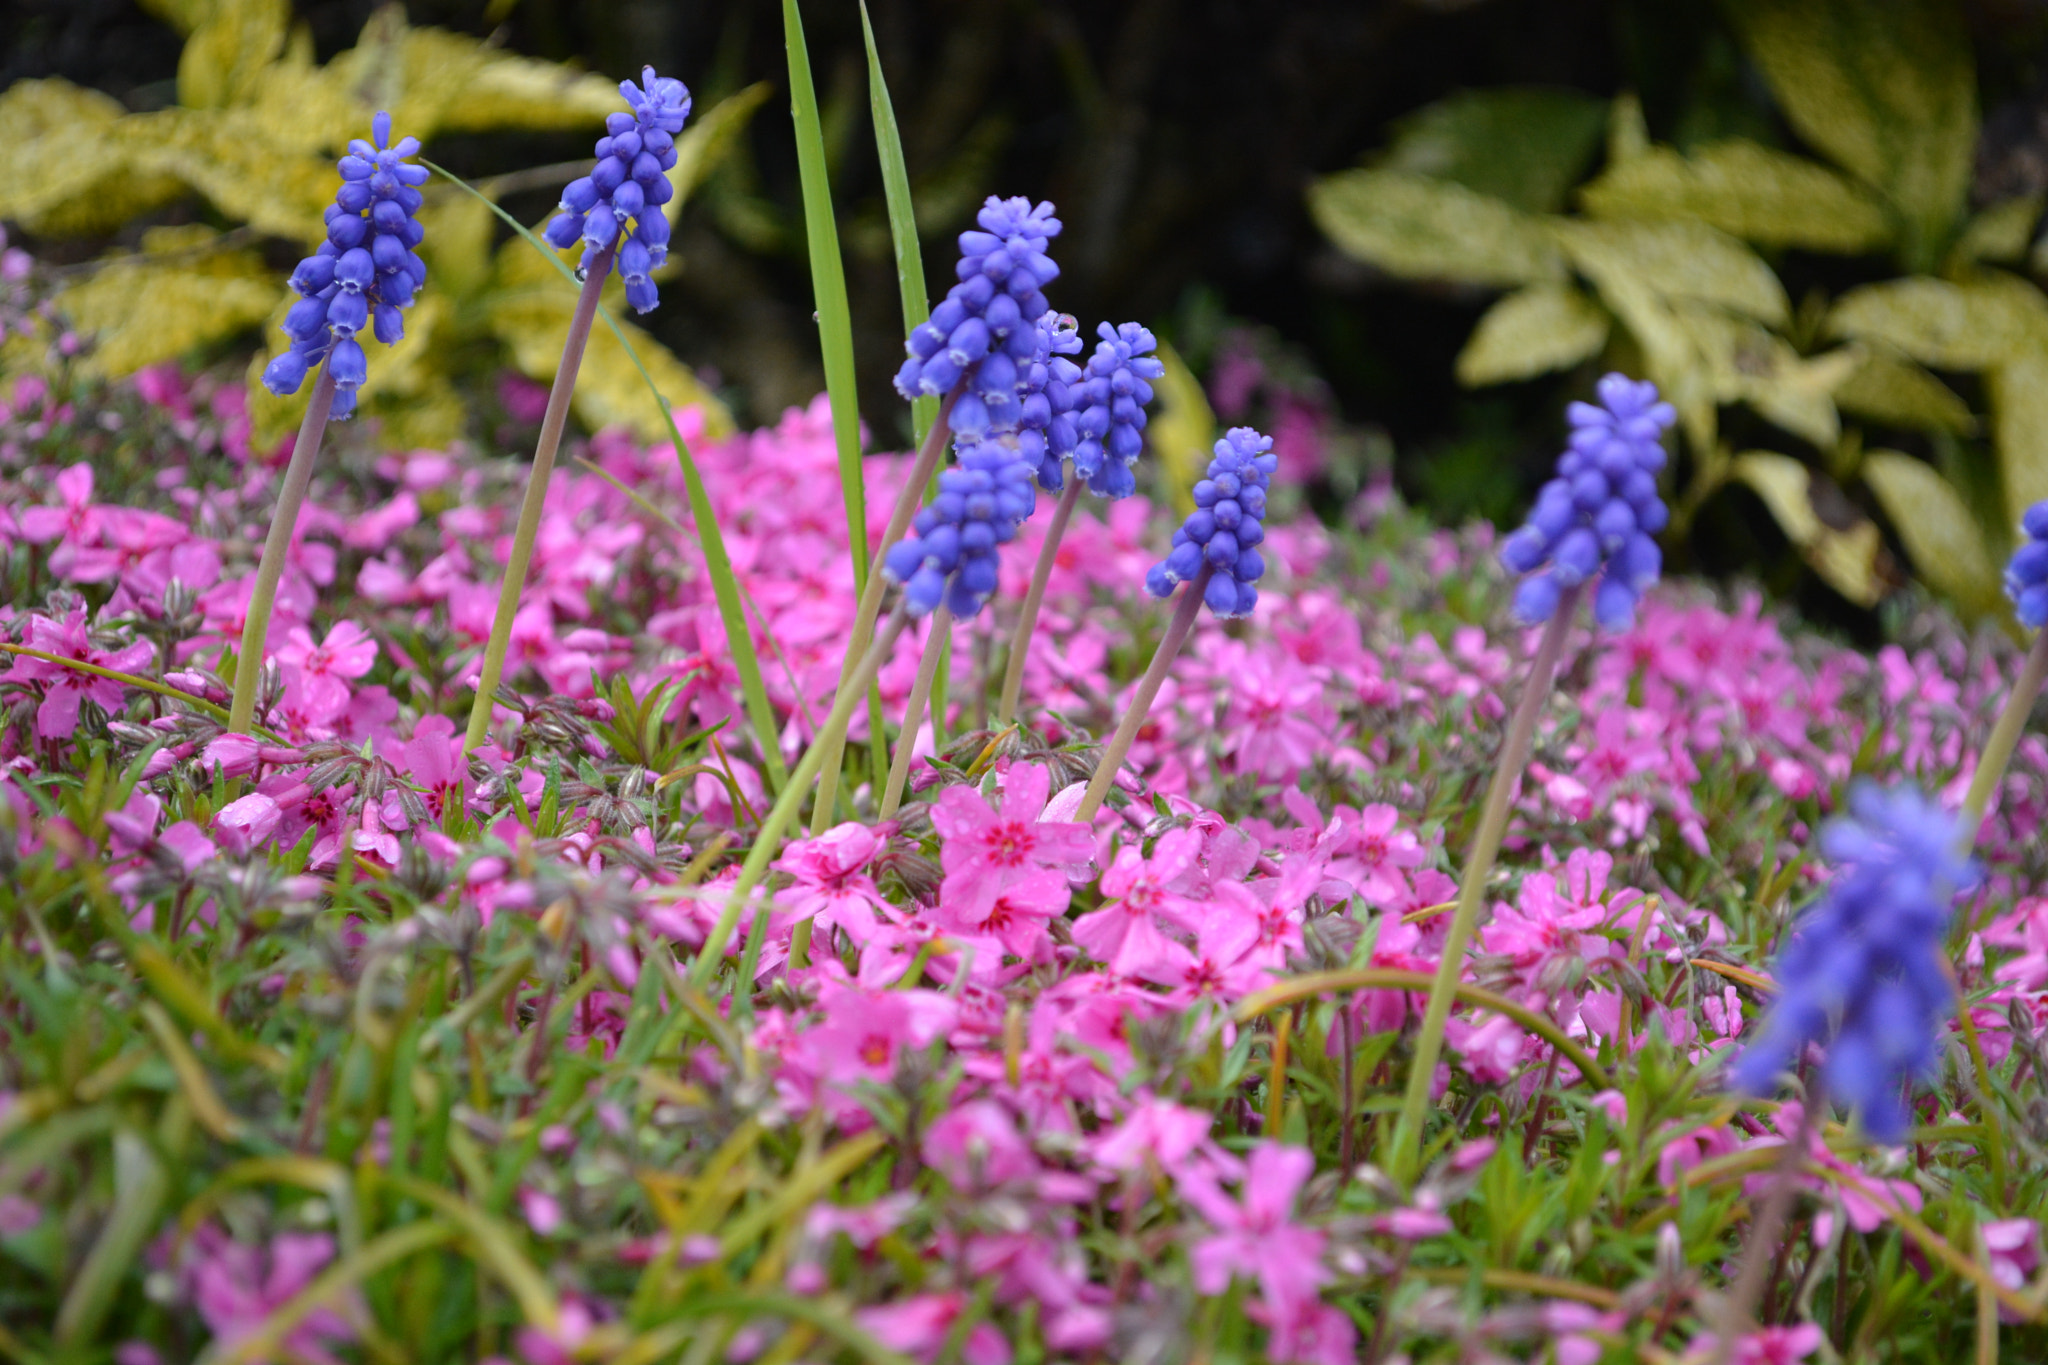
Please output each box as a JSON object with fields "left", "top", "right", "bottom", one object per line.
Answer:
{"left": 420, "top": 160, "right": 787, "bottom": 792}
{"left": 55, "top": 1130, "right": 169, "bottom": 1346}
{"left": 861, "top": 1, "right": 935, "bottom": 447}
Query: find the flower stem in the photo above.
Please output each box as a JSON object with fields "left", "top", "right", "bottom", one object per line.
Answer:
{"left": 881, "top": 605, "right": 952, "bottom": 819}
{"left": 227, "top": 363, "right": 338, "bottom": 735}
{"left": 1958, "top": 627, "right": 2048, "bottom": 850}
{"left": 1711, "top": 1082, "right": 1819, "bottom": 1365}
{"left": 694, "top": 605, "right": 912, "bottom": 990}
{"left": 1077, "top": 565, "right": 1212, "bottom": 822}
{"left": 1390, "top": 581, "right": 1583, "bottom": 1183}
{"left": 464, "top": 240, "right": 616, "bottom": 755}
{"left": 810, "top": 389, "right": 959, "bottom": 837}
{"left": 994, "top": 476, "right": 1083, "bottom": 728}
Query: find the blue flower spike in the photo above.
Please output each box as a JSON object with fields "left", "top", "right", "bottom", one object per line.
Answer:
{"left": 1499, "top": 372, "right": 1674, "bottom": 631}
{"left": 1147, "top": 427, "right": 1277, "bottom": 619}
{"left": 2003, "top": 501, "right": 2048, "bottom": 628}
{"left": 262, "top": 111, "right": 428, "bottom": 420}
{"left": 543, "top": 66, "right": 691, "bottom": 314}
{"left": 881, "top": 438, "right": 1039, "bottom": 621}
{"left": 1729, "top": 783, "right": 1977, "bottom": 1141}
{"left": 1071, "top": 322, "right": 1166, "bottom": 500}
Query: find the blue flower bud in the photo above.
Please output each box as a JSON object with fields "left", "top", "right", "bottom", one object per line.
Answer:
{"left": 260, "top": 347, "right": 311, "bottom": 396}
{"left": 1512, "top": 571, "right": 1561, "bottom": 624}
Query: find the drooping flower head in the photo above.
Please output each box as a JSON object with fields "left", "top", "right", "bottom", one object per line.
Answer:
{"left": 2003, "top": 500, "right": 2048, "bottom": 627}
{"left": 262, "top": 112, "right": 428, "bottom": 419}
{"left": 1729, "top": 783, "right": 1976, "bottom": 1140}
{"left": 895, "top": 197, "right": 1062, "bottom": 440}
{"left": 1070, "top": 321, "right": 1166, "bottom": 499}
{"left": 543, "top": 66, "right": 691, "bottom": 314}
{"left": 1146, "top": 427, "right": 1276, "bottom": 619}
{"left": 1499, "top": 372, "right": 1673, "bottom": 630}
{"left": 1019, "top": 313, "right": 1084, "bottom": 491}
{"left": 881, "top": 437, "right": 1038, "bottom": 620}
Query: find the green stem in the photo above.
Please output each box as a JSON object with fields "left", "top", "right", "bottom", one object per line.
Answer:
{"left": 1958, "top": 628, "right": 2048, "bottom": 849}
{"left": 1076, "top": 565, "right": 1212, "bottom": 822}
{"left": 465, "top": 240, "right": 616, "bottom": 754}
{"left": 1390, "top": 580, "right": 1583, "bottom": 1183}
{"left": 881, "top": 605, "right": 952, "bottom": 819}
{"left": 994, "top": 476, "right": 1082, "bottom": 728}
{"left": 694, "top": 607, "right": 912, "bottom": 990}
{"left": 810, "top": 390, "right": 957, "bottom": 836}
{"left": 1710, "top": 1078, "right": 1818, "bottom": 1365}
{"left": 227, "top": 363, "right": 337, "bottom": 735}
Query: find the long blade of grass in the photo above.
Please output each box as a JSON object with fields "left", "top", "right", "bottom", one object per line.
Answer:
{"left": 860, "top": 1, "right": 935, "bottom": 449}
{"left": 421, "top": 160, "right": 787, "bottom": 792}
{"left": 787, "top": 0, "right": 889, "bottom": 803}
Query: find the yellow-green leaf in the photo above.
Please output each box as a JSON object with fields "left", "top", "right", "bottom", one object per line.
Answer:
{"left": 1378, "top": 87, "right": 1606, "bottom": 214}
{"left": 1825, "top": 272, "right": 2048, "bottom": 372}
{"left": 111, "top": 107, "right": 336, "bottom": 241}
{"left": 1860, "top": 449, "right": 2003, "bottom": 613}
{"left": 1724, "top": 0, "right": 1975, "bottom": 266}
{"left": 1146, "top": 340, "right": 1216, "bottom": 515}
{"left": 1555, "top": 219, "right": 1790, "bottom": 325}
{"left": 1669, "top": 305, "right": 1852, "bottom": 449}
{"left": 177, "top": 0, "right": 289, "bottom": 110}
{"left": 1454, "top": 282, "right": 1610, "bottom": 386}
{"left": 1946, "top": 193, "right": 2044, "bottom": 270}
{"left": 0, "top": 79, "right": 186, "bottom": 237}
{"left": 134, "top": 0, "right": 211, "bottom": 35}
{"left": 1833, "top": 349, "right": 1976, "bottom": 435}
{"left": 1308, "top": 168, "right": 1564, "bottom": 288}
{"left": 1990, "top": 351, "right": 2048, "bottom": 530}
{"left": 1732, "top": 450, "right": 1886, "bottom": 606}
{"left": 1578, "top": 139, "right": 1892, "bottom": 254}
{"left": 58, "top": 228, "right": 278, "bottom": 377}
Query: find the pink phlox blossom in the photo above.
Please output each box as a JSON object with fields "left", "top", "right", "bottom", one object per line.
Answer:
{"left": 1983, "top": 1217, "right": 2040, "bottom": 1320}
{"left": 17, "top": 462, "right": 101, "bottom": 574}
{"left": 856, "top": 1294, "right": 1011, "bottom": 1365}
{"left": 1312, "top": 798, "right": 1424, "bottom": 908}
{"left": 803, "top": 977, "right": 958, "bottom": 1093}
{"left": 1215, "top": 646, "right": 1338, "bottom": 782}
{"left": 1179, "top": 1142, "right": 1328, "bottom": 1308}
{"left": 1136, "top": 898, "right": 1269, "bottom": 1003}
{"left": 1070, "top": 827, "right": 1206, "bottom": 974}
{"left": 1089, "top": 1094, "right": 1229, "bottom": 1178}
{"left": 1685, "top": 1324, "right": 1824, "bottom": 1365}
{"left": 1247, "top": 1294, "right": 1358, "bottom": 1365}
{"left": 3, "top": 607, "right": 155, "bottom": 739}
{"left": 180, "top": 1225, "right": 360, "bottom": 1365}
{"left": 382, "top": 714, "right": 469, "bottom": 830}
{"left": 924, "top": 1098, "right": 1040, "bottom": 1190}
{"left": 773, "top": 821, "right": 894, "bottom": 940}
{"left": 806, "top": 1192, "right": 917, "bottom": 1250}
{"left": 932, "top": 763, "right": 1091, "bottom": 926}
{"left": 278, "top": 620, "right": 377, "bottom": 722}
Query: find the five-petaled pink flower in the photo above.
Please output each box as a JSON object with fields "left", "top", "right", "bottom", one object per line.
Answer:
{"left": 932, "top": 764, "right": 1091, "bottom": 925}
{"left": 3, "top": 607, "right": 155, "bottom": 739}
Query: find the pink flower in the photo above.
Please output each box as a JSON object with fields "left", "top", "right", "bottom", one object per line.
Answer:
{"left": 17, "top": 462, "right": 101, "bottom": 573}
{"left": 857, "top": 1294, "right": 1011, "bottom": 1365}
{"left": 3, "top": 607, "right": 155, "bottom": 739}
{"left": 181, "top": 1226, "right": 359, "bottom": 1365}
{"left": 1089, "top": 1096, "right": 1216, "bottom": 1175}
{"left": 1179, "top": 1142, "right": 1328, "bottom": 1308}
{"left": 774, "top": 822, "right": 893, "bottom": 941}
{"left": 931, "top": 763, "right": 1091, "bottom": 926}
{"left": 278, "top": 620, "right": 377, "bottom": 720}
{"left": 1321, "top": 801, "right": 1424, "bottom": 907}
{"left": 1070, "top": 827, "right": 1204, "bottom": 974}
{"left": 214, "top": 793, "right": 283, "bottom": 855}
{"left": 1249, "top": 1293, "right": 1357, "bottom": 1365}
{"left": 804, "top": 979, "right": 957, "bottom": 1091}
{"left": 924, "top": 1099, "right": 1039, "bottom": 1189}
{"left": 1689, "top": 1323, "right": 1824, "bottom": 1365}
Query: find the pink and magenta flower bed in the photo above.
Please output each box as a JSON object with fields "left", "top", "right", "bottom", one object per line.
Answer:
{"left": 3, "top": 364, "right": 2047, "bottom": 1362}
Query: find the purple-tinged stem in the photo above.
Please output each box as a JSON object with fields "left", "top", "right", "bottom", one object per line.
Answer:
{"left": 1711, "top": 1082, "right": 1819, "bottom": 1365}
{"left": 465, "top": 239, "right": 616, "bottom": 754}
{"left": 1958, "top": 627, "right": 2048, "bottom": 853}
{"left": 811, "top": 387, "right": 960, "bottom": 836}
{"left": 228, "top": 364, "right": 339, "bottom": 735}
{"left": 995, "top": 476, "right": 1083, "bottom": 728}
{"left": 1077, "top": 564, "right": 1213, "bottom": 822}
{"left": 881, "top": 604, "right": 953, "bottom": 820}
{"left": 1391, "top": 580, "right": 1584, "bottom": 1183}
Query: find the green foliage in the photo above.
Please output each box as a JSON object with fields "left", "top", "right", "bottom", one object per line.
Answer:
{"left": 1308, "top": 3, "right": 2048, "bottom": 625}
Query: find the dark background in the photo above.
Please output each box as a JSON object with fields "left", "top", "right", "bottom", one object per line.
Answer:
{"left": 8, "top": 0, "right": 2048, "bottom": 554}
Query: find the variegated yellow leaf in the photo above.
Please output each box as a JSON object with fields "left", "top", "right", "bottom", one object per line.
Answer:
{"left": 177, "top": 0, "right": 289, "bottom": 110}
{"left": 1308, "top": 168, "right": 1564, "bottom": 289}
{"left": 1732, "top": 450, "right": 1885, "bottom": 606}
{"left": 1990, "top": 351, "right": 2048, "bottom": 530}
{"left": 1555, "top": 219, "right": 1789, "bottom": 325}
{"left": 58, "top": 228, "right": 277, "bottom": 377}
{"left": 1825, "top": 272, "right": 2048, "bottom": 372}
{"left": 1670, "top": 305, "right": 1852, "bottom": 449}
{"left": 1946, "top": 194, "right": 2044, "bottom": 269}
{"left": 0, "top": 80, "right": 186, "bottom": 237}
{"left": 1860, "top": 449, "right": 2003, "bottom": 615}
{"left": 1146, "top": 341, "right": 1215, "bottom": 515}
{"left": 111, "top": 107, "right": 335, "bottom": 242}
{"left": 1455, "top": 282, "right": 1610, "bottom": 386}
{"left": 1578, "top": 139, "right": 1892, "bottom": 254}
{"left": 1833, "top": 349, "right": 1976, "bottom": 435}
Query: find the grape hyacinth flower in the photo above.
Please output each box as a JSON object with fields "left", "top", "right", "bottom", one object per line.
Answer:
{"left": 2004, "top": 500, "right": 2048, "bottom": 627}
{"left": 1499, "top": 372, "right": 1674, "bottom": 631}
{"left": 1730, "top": 783, "right": 1976, "bottom": 1140}
{"left": 881, "top": 438, "right": 1038, "bottom": 621}
{"left": 1019, "top": 313, "right": 1084, "bottom": 491}
{"left": 1146, "top": 427, "right": 1278, "bottom": 620}
{"left": 1962, "top": 498, "right": 2048, "bottom": 840}
{"left": 1071, "top": 322, "right": 1166, "bottom": 499}
{"left": 542, "top": 66, "right": 691, "bottom": 313}
{"left": 895, "top": 197, "right": 1063, "bottom": 439}
{"left": 261, "top": 112, "right": 428, "bottom": 421}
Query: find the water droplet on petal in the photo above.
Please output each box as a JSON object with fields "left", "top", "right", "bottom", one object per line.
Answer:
{"left": 574, "top": 266, "right": 589, "bottom": 283}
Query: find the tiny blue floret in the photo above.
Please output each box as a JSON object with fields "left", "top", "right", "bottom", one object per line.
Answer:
{"left": 1147, "top": 427, "right": 1277, "bottom": 619}
{"left": 263, "top": 111, "right": 428, "bottom": 420}
{"left": 1500, "top": 372, "right": 1673, "bottom": 631}
{"left": 543, "top": 66, "right": 691, "bottom": 314}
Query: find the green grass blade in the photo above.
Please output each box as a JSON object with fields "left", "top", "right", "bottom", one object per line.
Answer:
{"left": 861, "top": 0, "right": 936, "bottom": 449}
{"left": 420, "top": 160, "right": 787, "bottom": 792}
{"left": 786, "top": 0, "right": 888, "bottom": 802}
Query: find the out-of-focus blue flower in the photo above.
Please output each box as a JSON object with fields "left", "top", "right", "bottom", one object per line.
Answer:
{"left": 1020, "top": 313, "right": 1084, "bottom": 492}
{"left": 543, "top": 66, "right": 690, "bottom": 313}
{"left": 2004, "top": 501, "right": 2048, "bottom": 628}
{"left": 1146, "top": 427, "right": 1276, "bottom": 619}
{"left": 262, "top": 112, "right": 427, "bottom": 420}
{"left": 1071, "top": 322, "right": 1165, "bottom": 500}
{"left": 1729, "top": 783, "right": 1976, "bottom": 1141}
{"left": 1499, "top": 372, "right": 1673, "bottom": 631}
{"left": 895, "top": 197, "right": 1062, "bottom": 440}
{"left": 881, "top": 437, "right": 1038, "bottom": 620}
